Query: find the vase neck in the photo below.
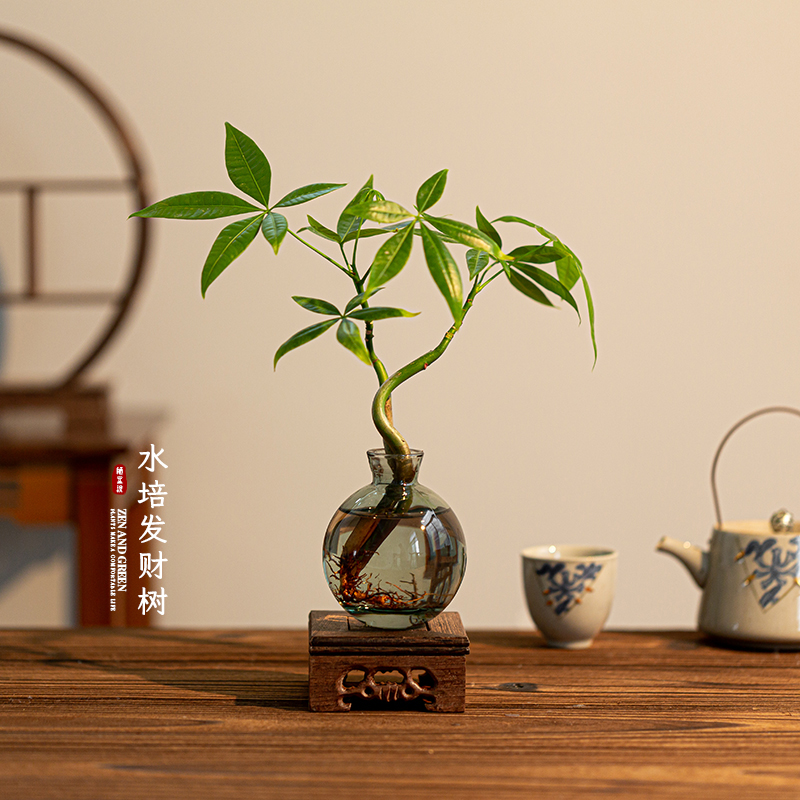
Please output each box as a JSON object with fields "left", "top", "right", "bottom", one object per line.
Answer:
{"left": 367, "top": 449, "right": 423, "bottom": 486}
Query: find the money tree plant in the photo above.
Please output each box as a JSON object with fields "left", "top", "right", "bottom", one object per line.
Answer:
{"left": 133, "top": 123, "right": 596, "bottom": 475}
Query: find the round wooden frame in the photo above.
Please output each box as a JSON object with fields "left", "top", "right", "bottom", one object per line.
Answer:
{"left": 0, "top": 29, "right": 151, "bottom": 389}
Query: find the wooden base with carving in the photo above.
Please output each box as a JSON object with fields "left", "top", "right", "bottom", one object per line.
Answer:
{"left": 308, "top": 610, "right": 469, "bottom": 712}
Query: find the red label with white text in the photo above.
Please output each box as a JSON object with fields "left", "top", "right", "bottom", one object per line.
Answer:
{"left": 113, "top": 464, "right": 127, "bottom": 495}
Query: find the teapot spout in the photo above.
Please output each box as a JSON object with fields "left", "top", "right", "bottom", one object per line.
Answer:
{"left": 656, "top": 536, "right": 708, "bottom": 588}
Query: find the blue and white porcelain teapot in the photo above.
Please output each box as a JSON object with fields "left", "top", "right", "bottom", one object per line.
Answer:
{"left": 658, "top": 407, "right": 800, "bottom": 649}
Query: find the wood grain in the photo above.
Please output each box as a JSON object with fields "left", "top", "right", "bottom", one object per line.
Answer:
{"left": 309, "top": 610, "right": 469, "bottom": 653}
{"left": 308, "top": 611, "right": 468, "bottom": 712}
{"left": 2, "top": 627, "right": 800, "bottom": 798}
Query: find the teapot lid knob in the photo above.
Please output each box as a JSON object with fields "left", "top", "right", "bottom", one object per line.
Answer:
{"left": 770, "top": 509, "right": 794, "bottom": 532}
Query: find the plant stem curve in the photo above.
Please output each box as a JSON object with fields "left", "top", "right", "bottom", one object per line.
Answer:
{"left": 371, "top": 281, "right": 480, "bottom": 476}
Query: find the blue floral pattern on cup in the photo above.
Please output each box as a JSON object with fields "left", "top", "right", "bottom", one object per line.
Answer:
{"left": 535, "top": 562, "right": 603, "bottom": 615}
{"left": 739, "top": 536, "right": 800, "bottom": 609}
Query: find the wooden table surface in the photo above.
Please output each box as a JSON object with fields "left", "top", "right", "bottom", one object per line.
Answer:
{"left": 2, "top": 626, "right": 800, "bottom": 799}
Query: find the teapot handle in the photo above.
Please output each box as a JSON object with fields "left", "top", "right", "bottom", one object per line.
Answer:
{"left": 711, "top": 406, "right": 800, "bottom": 527}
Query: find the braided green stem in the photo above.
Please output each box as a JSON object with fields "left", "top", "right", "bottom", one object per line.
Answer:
{"left": 343, "top": 280, "right": 481, "bottom": 585}
{"left": 372, "top": 280, "right": 480, "bottom": 474}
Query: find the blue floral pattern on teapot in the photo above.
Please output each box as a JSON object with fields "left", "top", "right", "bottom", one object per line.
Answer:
{"left": 738, "top": 536, "right": 800, "bottom": 609}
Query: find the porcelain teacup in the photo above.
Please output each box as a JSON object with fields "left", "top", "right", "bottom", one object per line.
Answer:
{"left": 522, "top": 545, "right": 617, "bottom": 649}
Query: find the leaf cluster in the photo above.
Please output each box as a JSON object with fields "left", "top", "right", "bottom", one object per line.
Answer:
{"left": 276, "top": 294, "right": 418, "bottom": 369}
{"left": 132, "top": 123, "right": 345, "bottom": 297}
{"left": 132, "top": 123, "right": 595, "bottom": 374}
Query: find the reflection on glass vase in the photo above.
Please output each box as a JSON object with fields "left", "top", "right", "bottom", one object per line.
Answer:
{"left": 323, "top": 449, "right": 467, "bottom": 630}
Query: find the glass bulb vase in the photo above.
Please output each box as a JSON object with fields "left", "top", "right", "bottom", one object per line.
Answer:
{"left": 323, "top": 449, "right": 467, "bottom": 630}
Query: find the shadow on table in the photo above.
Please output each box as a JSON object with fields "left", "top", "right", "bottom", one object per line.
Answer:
{"left": 138, "top": 667, "right": 309, "bottom": 709}
{"left": 11, "top": 629, "right": 311, "bottom": 711}
{"left": 99, "top": 664, "right": 310, "bottom": 710}
{"left": 36, "top": 653, "right": 306, "bottom": 711}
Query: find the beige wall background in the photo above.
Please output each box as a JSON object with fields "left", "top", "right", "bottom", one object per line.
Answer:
{"left": 1, "top": 0, "right": 799, "bottom": 630}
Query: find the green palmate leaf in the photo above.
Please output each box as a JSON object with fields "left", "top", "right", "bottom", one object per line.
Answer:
{"left": 364, "top": 223, "right": 415, "bottom": 296}
{"left": 412, "top": 225, "right": 457, "bottom": 244}
{"left": 273, "top": 318, "right": 338, "bottom": 369}
{"left": 291, "top": 296, "right": 340, "bottom": 316}
{"left": 558, "top": 245, "right": 597, "bottom": 362}
{"left": 422, "top": 214, "right": 500, "bottom": 257}
{"left": 261, "top": 211, "right": 288, "bottom": 253}
{"left": 131, "top": 191, "right": 260, "bottom": 220}
{"left": 507, "top": 268, "right": 555, "bottom": 307}
{"left": 337, "top": 176, "right": 374, "bottom": 241}
{"left": 495, "top": 217, "right": 593, "bottom": 355}
{"left": 344, "top": 292, "right": 366, "bottom": 315}
{"left": 537, "top": 234, "right": 580, "bottom": 289}
{"left": 273, "top": 182, "right": 346, "bottom": 208}
{"left": 347, "top": 306, "right": 418, "bottom": 321}
{"left": 224, "top": 123, "right": 271, "bottom": 208}
{"left": 502, "top": 219, "right": 596, "bottom": 360}
{"left": 556, "top": 255, "right": 581, "bottom": 290}
{"left": 344, "top": 290, "right": 369, "bottom": 315}
{"left": 421, "top": 225, "right": 463, "bottom": 322}
{"left": 341, "top": 226, "right": 396, "bottom": 243}
{"left": 346, "top": 200, "right": 414, "bottom": 225}
{"left": 494, "top": 214, "right": 561, "bottom": 246}
{"left": 536, "top": 224, "right": 558, "bottom": 241}
{"left": 512, "top": 262, "right": 580, "bottom": 319}
{"left": 581, "top": 269, "right": 597, "bottom": 364}
{"left": 415, "top": 169, "right": 448, "bottom": 212}
{"left": 303, "top": 215, "right": 340, "bottom": 242}
{"left": 466, "top": 248, "right": 490, "bottom": 279}
{"left": 494, "top": 215, "right": 562, "bottom": 250}
{"left": 200, "top": 214, "right": 264, "bottom": 298}
{"left": 336, "top": 318, "right": 371, "bottom": 365}
{"left": 493, "top": 214, "right": 537, "bottom": 227}
{"left": 493, "top": 214, "right": 547, "bottom": 235}
{"left": 549, "top": 240, "right": 581, "bottom": 287}
{"left": 343, "top": 289, "right": 385, "bottom": 315}
{"left": 476, "top": 206, "right": 502, "bottom": 248}
{"left": 508, "top": 244, "right": 563, "bottom": 264}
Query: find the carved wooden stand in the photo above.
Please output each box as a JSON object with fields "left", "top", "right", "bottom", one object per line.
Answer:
{"left": 308, "top": 610, "right": 469, "bottom": 712}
